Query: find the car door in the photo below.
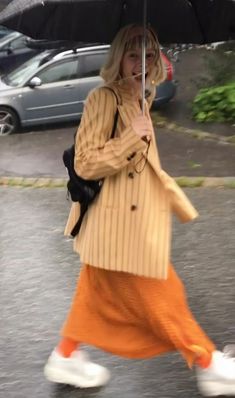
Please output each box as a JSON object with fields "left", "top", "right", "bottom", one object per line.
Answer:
{"left": 21, "top": 56, "right": 81, "bottom": 124}
{"left": 21, "top": 51, "right": 107, "bottom": 125}
{"left": 75, "top": 51, "right": 108, "bottom": 104}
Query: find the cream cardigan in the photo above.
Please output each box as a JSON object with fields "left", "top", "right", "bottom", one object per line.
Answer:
{"left": 65, "top": 84, "right": 198, "bottom": 279}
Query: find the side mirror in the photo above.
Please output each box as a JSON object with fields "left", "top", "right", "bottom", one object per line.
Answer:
{"left": 28, "top": 76, "right": 42, "bottom": 88}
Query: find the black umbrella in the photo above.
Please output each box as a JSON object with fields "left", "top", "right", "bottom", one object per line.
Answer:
{"left": 0, "top": 0, "right": 234, "bottom": 112}
{"left": 0, "top": 0, "right": 234, "bottom": 44}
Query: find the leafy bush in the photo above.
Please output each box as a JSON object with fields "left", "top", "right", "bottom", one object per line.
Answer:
{"left": 192, "top": 82, "right": 235, "bottom": 123}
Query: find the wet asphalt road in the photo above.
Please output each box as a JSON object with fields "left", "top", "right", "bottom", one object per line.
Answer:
{"left": 1, "top": 186, "right": 235, "bottom": 398}
{"left": 0, "top": 124, "right": 235, "bottom": 178}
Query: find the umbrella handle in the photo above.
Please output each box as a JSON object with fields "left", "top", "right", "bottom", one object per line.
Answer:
{"left": 141, "top": 0, "right": 147, "bottom": 115}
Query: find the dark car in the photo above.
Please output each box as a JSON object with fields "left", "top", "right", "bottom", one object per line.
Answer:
{"left": 0, "top": 31, "right": 40, "bottom": 76}
{"left": 0, "top": 44, "right": 177, "bottom": 135}
{"left": 0, "top": 25, "right": 12, "bottom": 39}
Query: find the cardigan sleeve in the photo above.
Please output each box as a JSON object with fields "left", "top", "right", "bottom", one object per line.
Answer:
{"left": 74, "top": 87, "right": 146, "bottom": 180}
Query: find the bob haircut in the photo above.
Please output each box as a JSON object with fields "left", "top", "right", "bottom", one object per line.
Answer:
{"left": 100, "top": 24, "right": 166, "bottom": 87}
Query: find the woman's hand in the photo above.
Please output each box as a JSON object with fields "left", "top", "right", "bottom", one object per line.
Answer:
{"left": 131, "top": 115, "right": 153, "bottom": 141}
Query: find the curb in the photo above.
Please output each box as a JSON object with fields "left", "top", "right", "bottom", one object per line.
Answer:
{"left": 0, "top": 176, "right": 235, "bottom": 189}
{"left": 151, "top": 113, "right": 235, "bottom": 145}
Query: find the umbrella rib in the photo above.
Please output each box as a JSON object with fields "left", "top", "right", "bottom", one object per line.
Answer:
{"left": 188, "top": 0, "right": 207, "bottom": 43}
{"left": 39, "top": 3, "right": 57, "bottom": 39}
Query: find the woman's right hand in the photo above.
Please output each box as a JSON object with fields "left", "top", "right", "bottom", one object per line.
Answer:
{"left": 131, "top": 115, "right": 153, "bottom": 141}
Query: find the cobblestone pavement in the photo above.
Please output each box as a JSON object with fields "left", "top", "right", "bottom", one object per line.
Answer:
{"left": 1, "top": 187, "right": 235, "bottom": 398}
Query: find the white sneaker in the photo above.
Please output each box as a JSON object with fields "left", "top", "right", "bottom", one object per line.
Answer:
{"left": 44, "top": 349, "right": 110, "bottom": 388}
{"left": 196, "top": 349, "right": 235, "bottom": 396}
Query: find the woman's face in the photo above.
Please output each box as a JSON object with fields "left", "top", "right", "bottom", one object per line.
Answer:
{"left": 120, "top": 47, "right": 156, "bottom": 92}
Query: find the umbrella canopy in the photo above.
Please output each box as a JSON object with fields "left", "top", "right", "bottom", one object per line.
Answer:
{"left": 0, "top": 0, "right": 234, "bottom": 44}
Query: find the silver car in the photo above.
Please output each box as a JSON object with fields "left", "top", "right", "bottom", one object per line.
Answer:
{"left": 0, "top": 45, "right": 176, "bottom": 135}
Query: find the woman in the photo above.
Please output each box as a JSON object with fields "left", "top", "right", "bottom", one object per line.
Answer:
{"left": 44, "top": 25, "right": 235, "bottom": 396}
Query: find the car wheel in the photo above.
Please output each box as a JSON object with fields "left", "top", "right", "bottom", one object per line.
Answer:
{"left": 0, "top": 107, "right": 19, "bottom": 136}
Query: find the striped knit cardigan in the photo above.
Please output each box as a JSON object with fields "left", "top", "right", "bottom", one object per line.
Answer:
{"left": 64, "top": 84, "right": 198, "bottom": 279}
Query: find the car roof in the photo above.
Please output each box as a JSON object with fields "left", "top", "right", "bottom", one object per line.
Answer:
{"left": 21, "top": 42, "right": 170, "bottom": 72}
{"left": 30, "top": 44, "right": 110, "bottom": 67}
{"left": 53, "top": 44, "right": 110, "bottom": 59}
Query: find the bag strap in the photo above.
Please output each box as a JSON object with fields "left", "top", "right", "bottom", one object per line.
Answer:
{"left": 70, "top": 87, "right": 119, "bottom": 238}
{"left": 103, "top": 86, "right": 119, "bottom": 139}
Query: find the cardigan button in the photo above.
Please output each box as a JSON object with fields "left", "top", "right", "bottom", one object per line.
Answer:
{"left": 128, "top": 172, "right": 134, "bottom": 179}
{"left": 127, "top": 152, "right": 136, "bottom": 161}
{"left": 131, "top": 205, "right": 137, "bottom": 211}
{"left": 130, "top": 152, "right": 136, "bottom": 158}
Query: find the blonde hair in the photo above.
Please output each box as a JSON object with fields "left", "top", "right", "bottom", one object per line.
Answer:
{"left": 100, "top": 24, "right": 166, "bottom": 87}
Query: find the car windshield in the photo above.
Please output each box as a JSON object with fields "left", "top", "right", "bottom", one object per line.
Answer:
{"left": 2, "top": 51, "right": 51, "bottom": 87}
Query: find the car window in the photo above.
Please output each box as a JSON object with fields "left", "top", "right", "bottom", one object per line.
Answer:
{"left": 3, "top": 51, "right": 52, "bottom": 87}
{"left": 10, "top": 35, "right": 27, "bottom": 50}
{"left": 38, "top": 58, "right": 79, "bottom": 84}
{"left": 0, "top": 40, "right": 12, "bottom": 51}
{"left": 80, "top": 52, "right": 107, "bottom": 78}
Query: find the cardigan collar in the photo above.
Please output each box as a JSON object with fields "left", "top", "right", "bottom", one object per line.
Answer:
{"left": 112, "top": 82, "right": 142, "bottom": 104}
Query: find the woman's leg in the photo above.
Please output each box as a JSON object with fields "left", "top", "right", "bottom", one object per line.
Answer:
{"left": 56, "top": 337, "right": 79, "bottom": 357}
{"left": 44, "top": 272, "right": 110, "bottom": 388}
{"left": 133, "top": 264, "right": 216, "bottom": 368}
{"left": 61, "top": 264, "right": 216, "bottom": 364}
{"left": 138, "top": 264, "right": 235, "bottom": 396}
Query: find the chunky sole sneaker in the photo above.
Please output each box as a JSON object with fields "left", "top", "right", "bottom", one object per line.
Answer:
{"left": 197, "top": 379, "right": 235, "bottom": 397}
{"left": 44, "top": 350, "right": 110, "bottom": 388}
{"left": 196, "top": 350, "right": 235, "bottom": 397}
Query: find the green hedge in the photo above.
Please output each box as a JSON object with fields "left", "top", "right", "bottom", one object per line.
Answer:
{"left": 192, "top": 82, "right": 235, "bottom": 123}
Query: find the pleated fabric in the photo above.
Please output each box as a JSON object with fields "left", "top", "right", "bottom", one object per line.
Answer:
{"left": 62, "top": 264, "right": 215, "bottom": 367}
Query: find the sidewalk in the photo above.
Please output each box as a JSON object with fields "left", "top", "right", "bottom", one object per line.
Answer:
{"left": 0, "top": 123, "right": 234, "bottom": 188}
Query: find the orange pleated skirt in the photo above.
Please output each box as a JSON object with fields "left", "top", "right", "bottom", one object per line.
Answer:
{"left": 62, "top": 264, "right": 215, "bottom": 367}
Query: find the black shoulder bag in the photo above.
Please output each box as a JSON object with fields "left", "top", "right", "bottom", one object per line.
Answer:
{"left": 63, "top": 88, "right": 119, "bottom": 237}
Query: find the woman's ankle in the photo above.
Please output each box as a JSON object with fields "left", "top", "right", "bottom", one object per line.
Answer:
{"left": 195, "top": 352, "right": 213, "bottom": 369}
{"left": 57, "top": 337, "right": 79, "bottom": 357}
